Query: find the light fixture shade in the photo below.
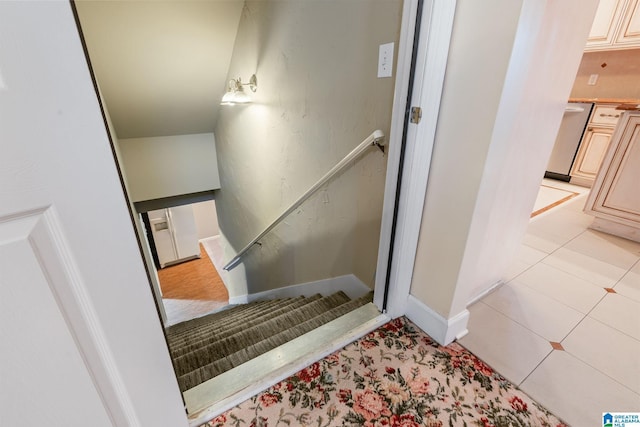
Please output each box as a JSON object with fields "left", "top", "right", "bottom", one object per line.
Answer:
{"left": 232, "top": 88, "right": 251, "bottom": 104}
{"left": 220, "top": 75, "right": 257, "bottom": 105}
{"left": 220, "top": 91, "right": 236, "bottom": 105}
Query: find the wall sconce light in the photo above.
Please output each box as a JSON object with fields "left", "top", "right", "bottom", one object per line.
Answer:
{"left": 220, "top": 74, "right": 257, "bottom": 105}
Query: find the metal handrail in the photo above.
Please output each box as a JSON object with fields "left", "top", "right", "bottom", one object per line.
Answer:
{"left": 223, "top": 129, "right": 386, "bottom": 270}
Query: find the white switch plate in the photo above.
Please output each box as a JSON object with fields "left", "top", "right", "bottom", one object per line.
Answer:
{"left": 378, "top": 42, "right": 394, "bottom": 78}
{"left": 588, "top": 74, "right": 598, "bottom": 85}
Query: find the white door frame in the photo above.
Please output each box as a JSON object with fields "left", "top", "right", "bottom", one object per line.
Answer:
{"left": 374, "top": 0, "right": 457, "bottom": 318}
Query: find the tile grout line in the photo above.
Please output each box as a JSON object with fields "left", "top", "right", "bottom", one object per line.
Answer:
{"left": 553, "top": 295, "right": 640, "bottom": 396}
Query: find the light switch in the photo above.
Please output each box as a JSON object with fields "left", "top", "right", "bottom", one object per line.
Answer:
{"left": 378, "top": 42, "right": 394, "bottom": 78}
{"left": 588, "top": 74, "right": 598, "bottom": 85}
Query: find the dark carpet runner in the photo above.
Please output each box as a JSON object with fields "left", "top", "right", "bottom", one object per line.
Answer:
{"left": 165, "top": 291, "right": 373, "bottom": 392}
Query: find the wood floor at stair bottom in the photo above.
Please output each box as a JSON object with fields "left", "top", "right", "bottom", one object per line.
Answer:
{"left": 169, "top": 291, "right": 373, "bottom": 392}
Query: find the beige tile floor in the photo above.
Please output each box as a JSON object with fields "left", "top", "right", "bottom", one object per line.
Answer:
{"left": 459, "top": 179, "right": 640, "bottom": 427}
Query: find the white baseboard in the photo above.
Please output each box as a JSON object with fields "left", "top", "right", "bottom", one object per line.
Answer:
{"left": 405, "top": 295, "right": 469, "bottom": 345}
{"left": 467, "top": 280, "right": 504, "bottom": 306}
{"left": 230, "top": 274, "right": 372, "bottom": 305}
{"left": 227, "top": 295, "right": 248, "bottom": 305}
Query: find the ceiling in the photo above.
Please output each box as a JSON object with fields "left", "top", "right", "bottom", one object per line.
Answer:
{"left": 75, "top": 0, "right": 244, "bottom": 139}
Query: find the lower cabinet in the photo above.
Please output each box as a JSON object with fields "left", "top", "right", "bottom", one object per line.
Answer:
{"left": 570, "top": 104, "right": 622, "bottom": 187}
{"left": 584, "top": 111, "right": 640, "bottom": 242}
{"left": 570, "top": 126, "right": 614, "bottom": 186}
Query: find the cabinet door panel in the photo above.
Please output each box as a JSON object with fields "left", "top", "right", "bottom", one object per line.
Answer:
{"left": 581, "top": 130, "right": 613, "bottom": 174}
{"left": 571, "top": 127, "right": 614, "bottom": 182}
{"left": 587, "top": 0, "right": 626, "bottom": 46}
{"left": 616, "top": 0, "right": 640, "bottom": 44}
{"left": 585, "top": 113, "right": 640, "bottom": 228}
{"left": 602, "top": 123, "right": 640, "bottom": 216}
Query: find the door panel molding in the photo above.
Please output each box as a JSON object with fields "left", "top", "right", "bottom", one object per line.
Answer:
{"left": 0, "top": 207, "right": 140, "bottom": 426}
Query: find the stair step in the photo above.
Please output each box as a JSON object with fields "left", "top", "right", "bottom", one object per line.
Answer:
{"left": 176, "top": 291, "right": 372, "bottom": 391}
{"left": 171, "top": 292, "right": 351, "bottom": 378}
{"left": 168, "top": 295, "right": 323, "bottom": 356}
{"left": 166, "top": 298, "right": 286, "bottom": 340}
{"left": 166, "top": 299, "right": 270, "bottom": 337}
{"left": 167, "top": 297, "right": 311, "bottom": 349}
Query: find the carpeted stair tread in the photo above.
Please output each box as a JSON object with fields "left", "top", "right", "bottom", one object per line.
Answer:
{"left": 177, "top": 292, "right": 373, "bottom": 391}
{"left": 172, "top": 292, "right": 351, "bottom": 377}
{"left": 170, "top": 293, "right": 339, "bottom": 354}
{"left": 166, "top": 298, "right": 290, "bottom": 339}
{"left": 170, "top": 297, "right": 304, "bottom": 338}
{"left": 167, "top": 296, "right": 312, "bottom": 347}
{"left": 168, "top": 295, "right": 325, "bottom": 357}
{"left": 166, "top": 299, "right": 274, "bottom": 337}
{"left": 166, "top": 298, "right": 298, "bottom": 344}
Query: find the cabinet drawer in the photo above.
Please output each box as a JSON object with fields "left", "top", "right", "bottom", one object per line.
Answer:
{"left": 591, "top": 105, "right": 622, "bottom": 125}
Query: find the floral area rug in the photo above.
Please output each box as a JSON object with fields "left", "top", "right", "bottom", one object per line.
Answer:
{"left": 202, "top": 317, "right": 566, "bottom": 427}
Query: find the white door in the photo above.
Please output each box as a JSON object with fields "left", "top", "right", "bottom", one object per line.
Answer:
{"left": 0, "top": 2, "right": 187, "bottom": 426}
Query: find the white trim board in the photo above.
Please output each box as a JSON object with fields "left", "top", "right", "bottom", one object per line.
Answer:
{"left": 377, "top": 0, "right": 457, "bottom": 319}
{"left": 405, "top": 295, "right": 469, "bottom": 345}
{"left": 228, "top": 274, "right": 371, "bottom": 305}
{"left": 373, "top": 0, "right": 420, "bottom": 309}
{"left": 467, "top": 280, "right": 504, "bottom": 306}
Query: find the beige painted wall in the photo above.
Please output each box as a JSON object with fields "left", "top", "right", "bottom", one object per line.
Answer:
{"left": 192, "top": 200, "right": 220, "bottom": 240}
{"left": 410, "top": 0, "right": 598, "bottom": 319}
{"left": 571, "top": 49, "right": 640, "bottom": 99}
{"left": 409, "top": 0, "right": 524, "bottom": 317}
{"left": 215, "top": 0, "right": 402, "bottom": 294}
{"left": 118, "top": 133, "right": 221, "bottom": 202}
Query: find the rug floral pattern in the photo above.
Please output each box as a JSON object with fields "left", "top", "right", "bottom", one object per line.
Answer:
{"left": 202, "top": 317, "right": 567, "bottom": 427}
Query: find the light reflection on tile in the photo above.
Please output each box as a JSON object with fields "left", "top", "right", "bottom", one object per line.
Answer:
{"left": 482, "top": 282, "right": 583, "bottom": 342}
{"left": 563, "top": 317, "right": 640, "bottom": 394}
{"left": 465, "top": 180, "right": 640, "bottom": 426}
{"left": 520, "top": 351, "right": 640, "bottom": 427}
{"left": 458, "top": 302, "right": 551, "bottom": 385}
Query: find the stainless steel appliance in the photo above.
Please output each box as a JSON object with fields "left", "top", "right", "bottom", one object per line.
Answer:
{"left": 545, "top": 102, "right": 593, "bottom": 181}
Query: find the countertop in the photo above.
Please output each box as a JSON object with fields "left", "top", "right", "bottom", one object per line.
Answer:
{"left": 569, "top": 97, "right": 640, "bottom": 106}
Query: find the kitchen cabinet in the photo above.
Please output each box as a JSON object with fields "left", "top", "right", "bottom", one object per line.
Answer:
{"left": 570, "top": 104, "right": 622, "bottom": 186}
{"left": 585, "top": 0, "right": 640, "bottom": 51}
{"left": 584, "top": 112, "right": 640, "bottom": 242}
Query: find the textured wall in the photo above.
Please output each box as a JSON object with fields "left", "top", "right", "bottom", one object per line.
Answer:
{"left": 214, "top": 0, "right": 402, "bottom": 294}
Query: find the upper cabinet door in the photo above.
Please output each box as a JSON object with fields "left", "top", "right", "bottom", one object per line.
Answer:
{"left": 586, "top": 0, "right": 627, "bottom": 48}
{"left": 586, "top": 0, "right": 640, "bottom": 50}
{"left": 615, "top": 0, "right": 640, "bottom": 45}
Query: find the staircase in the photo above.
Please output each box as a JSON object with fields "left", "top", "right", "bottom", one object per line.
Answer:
{"left": 165, "top": 291, "right": 373, "bottom": 392}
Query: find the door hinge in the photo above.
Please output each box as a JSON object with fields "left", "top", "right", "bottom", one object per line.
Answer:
{"left": 410, "top": 106, "right": 422, "bottom": 124}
